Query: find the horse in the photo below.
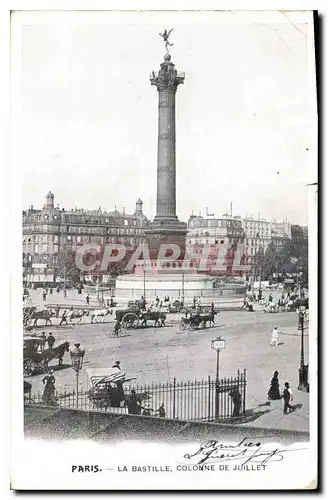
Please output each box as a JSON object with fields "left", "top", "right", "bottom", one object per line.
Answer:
{"left": 140, "top": 311, "right": 166, "bottom": 328}
{"left": 199, "top": 311, "right": 216, "bottom": 328}
{"left": 43, "top": 341, "right": 70, "bottom": 371}
{"left": 263, "top": 301, "right": 278, "bottom": 314}
{"left": 90, "top": 308, "right": 113, "bottom": 324}
{"left": 189, "top": 311, "right": 216, "bottom": 329}
{"left": 32, "top": 309, "right": 55, "bottom": 327}
{"left": 67, "top": 309, "right": 89, "bottom": 325}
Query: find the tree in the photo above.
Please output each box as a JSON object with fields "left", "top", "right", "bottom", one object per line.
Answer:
{"left": 54, "top": 248, "right": 81, "bottom": 285}
{"left": 257, "top": 225, "right": 308, "bottom": 283}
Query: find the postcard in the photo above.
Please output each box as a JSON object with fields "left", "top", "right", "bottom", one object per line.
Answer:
{"left": 10, "top": 8, "right": 318, "bottom": 491}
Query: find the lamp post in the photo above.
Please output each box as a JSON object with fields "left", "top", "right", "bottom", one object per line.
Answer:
{"left": 296, "top": 307, "right": 309, "bottom": 392}
{"left": 211, "top": 337, "right": 226, "bottom": 420}
{"left": 143, "top": 267, "right": 146, "bottom": 300}
{"left": 70, "top": 343, "right": 85, "bottom": 409}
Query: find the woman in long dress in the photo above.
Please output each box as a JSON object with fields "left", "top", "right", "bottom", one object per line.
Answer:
{"left": 42, "top": 370, "right": 56, "bottom": 404}
{"left": 267, "top": 370, "right": 281, "bottom": 401}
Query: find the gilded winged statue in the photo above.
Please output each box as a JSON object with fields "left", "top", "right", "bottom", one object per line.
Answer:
{"left": 159, "top": 29, "right": 175, "bottom": 53}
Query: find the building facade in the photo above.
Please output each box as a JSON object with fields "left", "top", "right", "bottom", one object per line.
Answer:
{"left": 270, "top": 220, "right": 292, "bottom": 250}
{"left": 186, "top": 214, "right": 246, "bottom": 275}
{"left": 23, "top": 192, "right": 148, "bottom": 284}
{"left": 186, "top": 212, "right": 293, "bottom": 276}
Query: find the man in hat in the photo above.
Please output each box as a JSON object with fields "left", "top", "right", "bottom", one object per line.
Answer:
{"left": 112, "top": 360, "right": 121, "bottom": 370}
{"left": 283, "top": 382, "right": 293, "bottom": 414}
{"left": 127, "top": 390, "right": 141, "bottom": 415}
{"left": 40, "top": 331, "right": 47, "bottom": 342}
{"left": 47, "top": 332, "right": 55, "bottom": 349}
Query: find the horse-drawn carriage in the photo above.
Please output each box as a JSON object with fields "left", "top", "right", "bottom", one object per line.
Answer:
{"left": 179, "top": 310, "right": 216, "bottom": 331}
{"left": 23, "top": 335, "right": 70, "bottom": 376}
{"left": 23, "top": 335, "right": 47, "bottom": 376}
{"left": 115, "top": 307, "right": 167, "bottom": 329}
{"left": 87, "top": 368, "right": 150, "bottom": 411}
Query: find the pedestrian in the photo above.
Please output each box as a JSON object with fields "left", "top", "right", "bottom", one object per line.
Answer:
{"left": 86, "top": 294, "right": 90, "bottom": 305}
{"left": 42, "top": 290, "right": 47, "bottom": 302}
{"left": 270, "top": 326, "right": 279, "bottom": 347}
{"left": 49, "top": 287, "right": 53, "bottom": 295}
{"left": 283, "top": 382, "right": 293, "bottom": 414}
{"left": 267, "top": 370, "right": 281, "bottom": 401}
{"left": 112, "top": 360, "right": 121, "bottom": 370}
{"left": 47, "top": 332, "right": 55, "bottom": 349}
{"left": 142, "top": 401, "right": 154, "bottom": 416}
{"left": 127, "top": 390, "right": 141, "bottom": 415}
{"left": 59, "top": 310, "right": 67, "bottom": 326}
{"left": 42, "top": 369, "right": 56, "bottom": 404}
{"left": 156, "top": 403, "right": 166, "bottom": 418}
{"left": 106, "top": 299, "right": 110, "bottom": 309}
{"left": 40, "top": 331, "right": 47, "bottom": 342}
{"left": 193, "top": 296, "right": 196, "bottom": 309}
{"left": 63, "top": 287, "right": 67, "bottom": 298}
{"left": 230, "top": 389, "right": 242, "bottom": 417}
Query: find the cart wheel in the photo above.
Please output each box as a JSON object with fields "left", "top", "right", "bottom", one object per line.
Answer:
{"left": 179, "top": 320, "right": 187, "bottom": 331}
{"left": 109, "top": 331, "right": 117, "bottom": 338}
{"left": 189, "top": 322, "right": 197, "bottom": 331}
{"left": 122, "top": 313, "right": 139, "bottom": 329}
{"left": 23, "top": 359, "right": 35, "bottom": 377}
{"left": 204, "top": 307, "right": 211, "bottom": 313}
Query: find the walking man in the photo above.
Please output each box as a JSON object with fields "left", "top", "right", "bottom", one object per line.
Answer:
{"left": 283, "top": 382, "right": 293, "bottom": 414}
{"left": 42, "top": 289, "right": 47, "bottom": 302}
{"left": 270, "top": 326, "right": 279, "bottom": 347}
{"left": 59, "top": 310, "right": 68, "bottom": 326}
{"left": 86, "top": 294, "right": 90, "bottom": 305}
{"left": 47, "top": 332, "right": 55, "bottom": 349}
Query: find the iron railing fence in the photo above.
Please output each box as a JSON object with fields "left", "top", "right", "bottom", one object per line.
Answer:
{"left": 26, "top": 370, "right": 246, "bottom": 422}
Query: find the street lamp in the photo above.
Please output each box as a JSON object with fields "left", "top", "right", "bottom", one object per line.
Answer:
{"left": 211, "top": 337, "right": 226, "bottom": 420}
{"left": 70, "top": 343, "right": 85, "bottom": 409}
{"left": 296, "top": 307, "right": 309, "bottom": 392}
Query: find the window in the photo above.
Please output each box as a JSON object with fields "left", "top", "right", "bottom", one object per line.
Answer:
{"left": 34, "top": 244, "right": 39, "bottom": 254}
{"left": 76, "top": 236, "right": 82, "bottom": 243}
{"left": 124, "top": 219, "right": 128, "bottom": 226}
{"left": 54, "top": 235, "right": 58, "bottom": 243}
{"left": 42, "top": 244, "right": 48, "bottom": 253}
{"left": 54, "top": 244, "right": 59, "bottom": 254}
{"left": 67, "top": 235, "right": 72, "bottom": 241}
{"left": 220, "top": 240, "right": 224, "bottom": 244}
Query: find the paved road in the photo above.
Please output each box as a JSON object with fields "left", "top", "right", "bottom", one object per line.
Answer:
{"left": 25, "top": 289, "right": 309, "bottom": 431}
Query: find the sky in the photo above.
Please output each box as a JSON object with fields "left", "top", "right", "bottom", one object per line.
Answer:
{"left": 12, "top": 10, "right": 317, "bottom": 224}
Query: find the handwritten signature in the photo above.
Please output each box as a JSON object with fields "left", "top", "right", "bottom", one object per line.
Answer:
{"left": 183, "top": 438, "right": 302, "bottom": 467}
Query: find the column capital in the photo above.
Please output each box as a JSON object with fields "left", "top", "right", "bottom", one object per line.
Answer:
{"left": 150, "top": 58, "right": 185, "bottom": 93}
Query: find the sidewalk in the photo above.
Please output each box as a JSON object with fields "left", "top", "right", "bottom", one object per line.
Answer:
{"left": 241, "top": 390, "right": 309, "bottom": 433}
